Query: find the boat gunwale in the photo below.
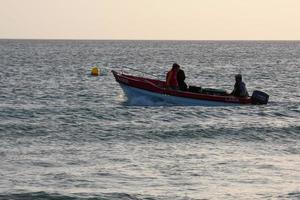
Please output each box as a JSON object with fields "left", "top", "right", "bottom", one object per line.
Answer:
{"left": 112, "top": 70, "right": 252, "bottom": 104}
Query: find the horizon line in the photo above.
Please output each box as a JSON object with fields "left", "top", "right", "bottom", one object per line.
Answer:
{"left": 0, "top": 38, "right": 300, "bottom": 42}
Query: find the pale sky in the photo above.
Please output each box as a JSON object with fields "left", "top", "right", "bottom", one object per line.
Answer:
{"left": 0, "top": 0, "right": 299, "bottom": 40}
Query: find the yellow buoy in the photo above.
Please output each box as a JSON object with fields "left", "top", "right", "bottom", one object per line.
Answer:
{"left": 91, "top": 66, "right": 100, "bottom": 76}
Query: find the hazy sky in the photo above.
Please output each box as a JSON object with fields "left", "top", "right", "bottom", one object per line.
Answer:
{"left": 0, "top": 0, "right": 299, "bottom": 40}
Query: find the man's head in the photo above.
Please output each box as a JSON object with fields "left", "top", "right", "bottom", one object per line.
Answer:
{"left": 172, "top": 63, "right": 180, "bottom": 71}
{"left": 235, "top": 74, "right": 242, "bottom": 82}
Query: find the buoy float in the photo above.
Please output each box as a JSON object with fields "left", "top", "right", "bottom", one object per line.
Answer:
{"left": 91, "top": 66, "right": 100, "bottom": 76}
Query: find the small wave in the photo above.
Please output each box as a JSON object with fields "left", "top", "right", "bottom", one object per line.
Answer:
{"left": 0, "top": 192, "right": 77, "bottom": 200}
{"left": 0, "top": 192, "right": 155, "bottom": 200}
{"left": 0, "top": 192, "right": 197, "bottom": 200}
{"left": 123, "top": 96, "right": 171, "bottom": 107}
{"left": 138, "top": 125, "right": 300, "bottom": 142}
{"left": 278, "top": 191, "right": 300, "bottom": 200}
{"left": 83, "top": 123, "right": 300, "bottom": 143}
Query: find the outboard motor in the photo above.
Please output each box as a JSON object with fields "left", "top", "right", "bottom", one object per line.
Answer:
{"left": 251, "top": 90, "right": 269, "bottom": 104}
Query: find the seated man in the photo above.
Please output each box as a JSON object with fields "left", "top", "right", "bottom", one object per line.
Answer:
{"left": 166, "top": 63, "right": 180, "bottom": 89}
{"left": 231, "top": 74, "right": 249, "bottom": 97}
{"left": 177, "top": 67, "right": 188, "bottom": 91}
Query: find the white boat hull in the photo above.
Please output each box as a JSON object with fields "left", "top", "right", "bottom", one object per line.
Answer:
{"left": 119, "top": 83, "right": 237, "bottom": 106}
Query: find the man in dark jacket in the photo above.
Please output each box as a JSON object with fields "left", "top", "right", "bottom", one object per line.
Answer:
{"left": 177, "top": 67, "right": 188, "bottom": 91}
{"left": 231, "top": 74, "right": 249, "bottom": 97}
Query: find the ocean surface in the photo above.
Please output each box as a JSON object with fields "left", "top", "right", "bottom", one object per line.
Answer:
{"left": 0, "top": 40, "right": 299, "bottom": 200}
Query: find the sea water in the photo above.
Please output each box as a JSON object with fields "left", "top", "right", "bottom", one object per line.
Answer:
{"left": 0, "top": 40, "right": 299, "bottom": 200}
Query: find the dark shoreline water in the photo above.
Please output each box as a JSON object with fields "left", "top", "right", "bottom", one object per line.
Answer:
{"left": 0, "top": 40, "right": 299, "bottom": 199}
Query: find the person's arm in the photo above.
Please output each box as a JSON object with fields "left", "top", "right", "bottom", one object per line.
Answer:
{"left": 166, "top": 71, "right": 170, "bottom": 85}
{"left": 182, "top": 70, "right": 186, "bottom": 80}
{"left": 240, "top": 83, "right": 249, "bottom": 97}
{"left": 230, "top": 83, "right": 237, "bottom": 96}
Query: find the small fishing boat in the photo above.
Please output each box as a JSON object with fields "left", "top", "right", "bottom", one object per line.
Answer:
{"left": 112, "top": 70, "right": 269, "bottom": 106}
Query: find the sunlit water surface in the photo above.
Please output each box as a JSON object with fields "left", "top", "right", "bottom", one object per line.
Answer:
{"left": 0, "top": 40, "right": 299, "bottom": 200}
